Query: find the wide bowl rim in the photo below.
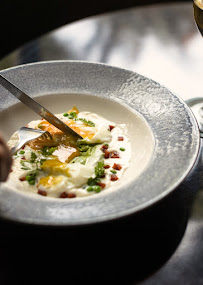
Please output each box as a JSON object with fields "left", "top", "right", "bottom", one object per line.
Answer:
{"left": 0, "top": 60, "right": 200, "bottom": 226}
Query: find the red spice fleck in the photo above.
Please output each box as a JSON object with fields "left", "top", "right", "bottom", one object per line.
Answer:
{"left": 60, "top": 192, "right": 68, "bottom": 198}
{"left": 109, "top": 125, "right": 115, "bottom": 131}
{"left": 19, "top": 176, "right": 26, "bottom": 181}
{"left": 104, "top": 165, "right": 110, "bottom": 169}
{"left": 21, "top": 145, "right": 25, "bottom": 150}
{"left": 10, "top": 169, "right": 13, "bottom": 173}
{"left": 104, "top": 150, "right": 110, "bottom": 159}
{"left": 97, "top": 182, "right": 106, "bottom": 189}
{"left": 110, "top": 174, "right": 119, "bottom": 181}
{"left": 104, "top": 150, "right": 120, "bottom": 159}
{"left": 109, "top": 151, "right": 120, "bottom": 158}
{"left": 67, "top": 193, "right": 76, "bottom": 198}
{"left": 59, "top": 192, "right": 76, "bottom": 198}
{"left": 101, "top": 144, "right": 108, "bottom": 152}
{"left": 21, "top": 156, "right": 26, "bottom": 160}
{"left": 100, "top": 174, "right": 106, "bottom": 178}
{"left": 113, "top": 163, "right": 122, "bottom": 171}
{"left": 118, "top": 136, "right": 124, "bottom": 141}
{"left": 38, "top": 189, "right": 47, "bottom": 196}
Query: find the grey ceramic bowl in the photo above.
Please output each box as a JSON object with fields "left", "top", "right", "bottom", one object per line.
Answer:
{"left": 0, "top": 60, "right": 200, "bottom": 226}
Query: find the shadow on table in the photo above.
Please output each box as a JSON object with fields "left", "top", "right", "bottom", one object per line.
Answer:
{"left": 0, "top": 173, "right": 198, "bottom": 285}
{"left": 0, "top": 150, "right": 202, "bottom": 285}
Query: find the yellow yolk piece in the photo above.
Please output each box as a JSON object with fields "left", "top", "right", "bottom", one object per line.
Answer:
{"left": 65, "top": 120, "right": 95, "bottom": 140}
{"left": 41, "top": 159, "right": 69, "bottom": 176}
{"left": 38, "top": 175, "right": 64, "bottom": 188}
{"left": 29, "top": 107, "right": 98, "bottom": 150}
{"left": 37, "top": 106, "right": 95, "bottom": 140}
{"left": 38, "top": 119, "right": 95, "bottom": 140}
{"left": 67, "top": 106, "right": 79, "bottom": 114}
{"left": 38, "top": 120, "right": 64, "bottom": 136}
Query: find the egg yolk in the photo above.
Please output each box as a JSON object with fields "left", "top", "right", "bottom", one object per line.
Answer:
{"left": 38, "top": 175, "right": 64, "bottom": 188}
{"left": 41, "top": 159, "right": 70, "bottom": 176}
{"left": 38, "top": 119, "right": 95, "bottom": 140}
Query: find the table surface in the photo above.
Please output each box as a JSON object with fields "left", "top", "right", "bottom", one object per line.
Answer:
{"left": 0, "top": 2, "right": 203, "bottom": 285}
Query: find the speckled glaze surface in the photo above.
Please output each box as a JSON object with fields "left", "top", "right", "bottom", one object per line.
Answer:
{"left": 0, "top": 61, "right": 200, "bottom": 225}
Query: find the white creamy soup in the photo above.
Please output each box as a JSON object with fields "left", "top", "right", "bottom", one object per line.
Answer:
{"left": 5, "top": 107, "right": 131, "bottom": 198}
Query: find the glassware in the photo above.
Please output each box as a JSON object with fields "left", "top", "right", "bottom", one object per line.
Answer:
{"left": 193, "top": 0, "right": 203, "bottom": 36}
{"left": 186, "top": 1, "right": 203, "bottom": 134}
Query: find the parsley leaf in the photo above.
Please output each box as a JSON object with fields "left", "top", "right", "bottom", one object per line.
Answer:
{"left": 87, "top": 177, "right": 101, "bottom": 186}
{"left": 30, "top": 152, "right": 37, "bottom": 163}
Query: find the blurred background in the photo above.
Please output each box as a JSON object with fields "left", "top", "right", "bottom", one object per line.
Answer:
{"left": 1, "top": 0, "right": 191, "bottom": 59}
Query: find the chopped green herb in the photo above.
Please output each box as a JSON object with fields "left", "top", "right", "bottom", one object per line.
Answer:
{"left": 21, "top": 166, "right": 31, "bottom": 170}
{"left": 25, "top": 175, "right": 34, "bottom": 181}
{"left": 87, "top": 177, "right": 101, "bottom": 186}
{"left": 28, "top": 180, "right": 35, "bottom": 185}
{"left": 19, "top": 150, "right": 25, "bottom": 154}
{"left": 110, "top": 170, "right": 117, "bottom": 174}
{"left": 79, "top": 118, "right": 95, "bottom": 127}
{"left": 42, "top": 146, "right": 57, "bottom": 156}
{"left": 49, "top": 147, "right": 57, "bottom": 154}
{"left": 42, "top": 146, "right": 49, "bottom": 155}
{"left": 30, "top": 152, "right": 37, "bottom": 163}
{"left": 86, "top": 184, "right": 101, "bottom": 193}
{"left": 69, "top": 112, "right": 77, "bottom": 119}
{"left": 63, "top": 111, "right": 78, "bottom": 120}
{"left": 81, "top": 146, "right": 94, "bottom": 157}
{"left": 85, "top": 161, "right": 105, "bottom": 191}
{"left": 77, "top": 139, "right": 91, "bottom": 146}
{"left": 25, "top": 171, "right": 38, "bottom": 186}
{"left": 20, "top": 161, "right": 31, "bottom": 170}
{"left": 120, "top": 147, "right": 125, "bottom": 151}
{"left": 26, "top": 170, "right": 37, "bottom": 178}
{"left": 79, "top": 145, "right": 89, "bottom": 152}
{"left": 95, "top": 161, "right": 105, "bottom": 178}
{"left": 40, "top": 159, "right": 46, "bottom": 165}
